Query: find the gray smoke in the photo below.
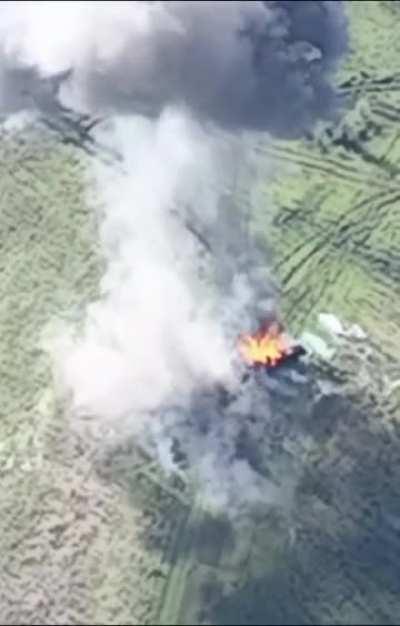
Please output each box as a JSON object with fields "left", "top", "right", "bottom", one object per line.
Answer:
{"left": 0, "top": 1, "right": 348, "bottom": 136}
{"left": 0, "top": 1, "right": 349, "bottom": 511}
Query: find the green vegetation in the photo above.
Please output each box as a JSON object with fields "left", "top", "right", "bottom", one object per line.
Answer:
{"left": 251, "top": 1, "right": 400, "bottom": 358}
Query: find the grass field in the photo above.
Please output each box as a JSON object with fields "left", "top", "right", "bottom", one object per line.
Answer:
{"left": 253, "top": 1, "right": 400, "bottom": 358}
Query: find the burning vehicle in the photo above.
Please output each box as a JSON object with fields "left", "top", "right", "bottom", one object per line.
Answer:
{"left": 237, "top": 319, "right": 306, "bottom": 371}
{"left": 212, "top": 317, "right": 308, "bottom": 414}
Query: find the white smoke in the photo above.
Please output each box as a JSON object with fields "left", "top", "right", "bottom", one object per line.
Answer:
{"left": 0, "top": 1, "right": 166, "bottom": 75}
{"left": 54, "top": 110, "right": 240, "bottom": 424}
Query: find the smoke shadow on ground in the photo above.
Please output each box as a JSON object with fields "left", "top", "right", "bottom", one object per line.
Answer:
{"left": 199, "top": 388, "right": 400, "bottom": 626}
{"left": 89, "top": 346, "right": 400, "bottom": 626}
{"left": 209, "top": 569, "right": 308, "bottom": 626}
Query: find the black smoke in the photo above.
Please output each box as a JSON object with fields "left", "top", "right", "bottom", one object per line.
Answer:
{"left": 0, "top": 1, "right": 348, "bottom": 137}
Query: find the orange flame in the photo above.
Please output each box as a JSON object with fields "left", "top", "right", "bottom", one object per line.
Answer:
{"left": 237, "top": 321, "right": 294, "bottom": 368}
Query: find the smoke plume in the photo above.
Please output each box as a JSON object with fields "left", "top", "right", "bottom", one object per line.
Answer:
{"left": 0, "top": 1, "right": 349, "bottom": 510}
{"left": 56, "top": 112, "right": 239, "bottom": 421}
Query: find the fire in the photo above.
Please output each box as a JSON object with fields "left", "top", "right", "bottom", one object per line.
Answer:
{"left": 237, "top": 321, "right": 294, "bottom": 368}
